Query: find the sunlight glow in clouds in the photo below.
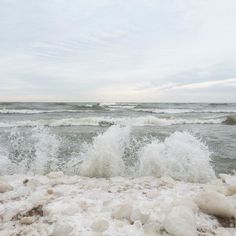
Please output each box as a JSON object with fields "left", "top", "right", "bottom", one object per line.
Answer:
{"left": 0, "top": 0, "right": 236, "bottom": 102}
{"left": 174, "top": 78, "right": 236, "bottom": 90}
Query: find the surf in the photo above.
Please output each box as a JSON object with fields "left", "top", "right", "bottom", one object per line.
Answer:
{"left": 0, "top": 125, "right": 216, "bottom": 183}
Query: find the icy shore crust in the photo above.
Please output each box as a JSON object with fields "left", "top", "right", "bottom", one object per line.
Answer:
{"left": 1, "top": 172, "right": 236, "bottom": 236}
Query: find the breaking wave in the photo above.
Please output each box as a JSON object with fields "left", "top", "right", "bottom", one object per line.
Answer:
{"left": 0, "top": 116, "right": 223, "bottom": 128}
{"left": 0, "top": 109, "right": 78, "bottom": 114}
{"left": 74, "top": 126, "right": 130, "bottom": 178}
{"left": 134, "top": 108, "right": 236, "bottom": 114}
{"left": 0, "top": 106, "right": 104, "bottom": 114}
{"left": 138, "top": 131, "right": 215, "bottom": 182}
{"left": 0, "top": 127, "right": 59, "bottom": 175}
{"left": 0, "top": 125, "right": 215, "bottom": 183}
{"left": 75, "top": 126, "right": 215, "bottom": 182}
{"left": 222, "top": 116, "right": 236, "bottom": 125}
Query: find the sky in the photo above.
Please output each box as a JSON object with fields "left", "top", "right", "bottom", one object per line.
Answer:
{"left": 0, "top": 0, "right": 236, "bottom": 102}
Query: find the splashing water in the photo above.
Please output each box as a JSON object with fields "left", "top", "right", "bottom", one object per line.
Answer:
{"left": 0, "top": 125, "right": 215, "bottom": 182}
{"left": 138, "top": 131, "right": 215, "bottom": 182}
{"left": 66, "top": 126, "right": 215, "bottom": 182}
{"left": 70, "top": 125, "right": 131, "bottom": 178}
{"left": 30, "top": 127, "right": 60, "bottom": 174}
{"left": 0, "top": 127, "right": 60, "bottom": 175}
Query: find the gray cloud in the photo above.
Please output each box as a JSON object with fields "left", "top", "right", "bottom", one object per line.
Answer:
{"left": 0, "top": 0, "right": 236, "bottom": 102}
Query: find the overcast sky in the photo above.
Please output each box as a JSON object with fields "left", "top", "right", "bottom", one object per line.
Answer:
{"left": 0, "top": 0, "right": 236, "bottom": 102}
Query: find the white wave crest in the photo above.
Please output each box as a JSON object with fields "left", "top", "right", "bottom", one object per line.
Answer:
{"left": 0, "top": 109, "right": 81, "bottom": 114}
{"left": 138, "top": 131, "right": 215, "bottom": 182}
{"left": 0, "top": 149, "right": 12, "bottom": 175}
{"left": 100, "top": 102, "right": 137, "bottom": 110}
{"left": 0, "top": 125, "right": 216, "bottom": 182}
{"left": 0, "top": 127, "right": 59, "bottom": 175}
{"left": 66, "top": 126, "right": 215, "bottom": 182}
{"left": 134, "top": 108, "right": 236, "bottom": 114}
{"left": 0, "top": 116, "right": 223, "bottom": 128}
{"left": 76, "top": 126, "right": 130, "bottom": 178}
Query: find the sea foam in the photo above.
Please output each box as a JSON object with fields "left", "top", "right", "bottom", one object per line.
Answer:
{"left": 0, "top": 127, "right": 59, "bottom": 175}
{"left": 138, "top": 131, "right": 215, "bottom": 182}
{"left": 0, "top": 115, "right": 223, "bottom": 128}
{"left": 68, "top": 126, "right": 215, "bottom": 182}
{"left": 78, "top": 126, "right": 130, "bottom": 178}
{"left": 0, "top": 125, "right": 215, "bottom": 182}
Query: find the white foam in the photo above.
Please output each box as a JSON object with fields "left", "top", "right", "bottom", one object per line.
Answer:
{"left": 0, "top": 149, "right": 12, "bottom": 175}
{"left": 2, "top": 173, "right": 231, "bottom": 235}
{"left": 135, "top": 108, "right": 194, "bottom": 114}
{"left": 99, "top": 102, "right": 117, "bottom": 107}
{"left": 108, "top": 105, "right": 137, "bottom": 110}
{"left": 100, "top": 103, "right": 137, "bottom": 110}
{"left": 69, "top": 126, "right": 130, "bottom": 177}
{"left": 0, "top": 116, "right": 223, "bottom": 128}
{"left": 0, "top": 109, "right": 80, "bottom": 114}
{"left": 134, "top": 108, "right": 236, "bottom": 114}
{"left": 0, "top": 125, "right": 215, "bottom": 182}
{"left": 138, "top": 131, "right": 215, "bottom": 182}
{"left": 29, "top": 127, "right": 60, "bottom": 174}
{"left": 0, "top": 127, "right": 60, "bottom": 175}
{"left": 67, "top": 126, "right": 215, "bottom": 182}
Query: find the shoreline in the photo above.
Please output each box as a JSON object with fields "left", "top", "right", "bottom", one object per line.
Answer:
{"left": 1, "top": 172, "right": 236, "bottom": 236}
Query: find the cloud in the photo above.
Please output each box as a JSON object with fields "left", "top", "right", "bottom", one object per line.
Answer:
{"left": 0, "top": 0, "right": 236, "bottom": 101}
{"left": 172, "top": 78, "right": 236, "bottom": 90}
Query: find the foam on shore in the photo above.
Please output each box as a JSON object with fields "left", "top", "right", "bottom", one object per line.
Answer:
{"left": 0, "top": 172, "right": 236, "bottom": 236}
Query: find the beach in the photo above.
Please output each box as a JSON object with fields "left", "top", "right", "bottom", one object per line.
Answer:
{"left": 1, "top": 172, "right": 236, "bottom": 236}
{"left": 0, "top": 102, "right": 236, "bottom": 235}
{"left": 1, "top": 0, "right": 236, "bottom": 234}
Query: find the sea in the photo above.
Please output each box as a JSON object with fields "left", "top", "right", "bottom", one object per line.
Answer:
{"left": 0, "top": 102, "right": 236, "bottom": 180}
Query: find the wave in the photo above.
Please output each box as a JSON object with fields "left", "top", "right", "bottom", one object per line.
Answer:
{"left": 134, "top": 108, "right": 236, "bottom": 114}
{"left": 222, "top": 116, "right": 236, "bottom": 125}
{"left": 0, "top": 116, "right": 223, "bottom": 128}
{"left": 0, "top": 125, "right": 215, "bottom": 182}
{"left": 0, "top": 104, "right": 107, "bottom": 114}
{"left": 0, "top": 127, "right": 59, "bottom": 175}
{"left": 134, "top": 108, "right": 194, "bottom": 114}
{"left": 99, "top": 102, "right": 117, "bottom": 106}
{"left": 0, "top": 107, "right": 105, "bottom": 114}
{"left": 1, "top": 104, "right": 235, "bottom": 114}
{"left": 100, "top": 102, "right": 137, "bottom": 110}
{"left": 0, "top": 109, "right": 81, "bottom": 114}
{"left": 75, "top": 126, "right": 215, "bottom": 182}
{"left": 78, "top": 126, "right": 130, "bottom": 178}
{"left": 138, "top": 131, "right": 215, "bottom": 182}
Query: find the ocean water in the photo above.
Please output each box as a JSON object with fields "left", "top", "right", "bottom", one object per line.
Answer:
{"left": 0, "top": 102, "right": 236, "bottom": 180}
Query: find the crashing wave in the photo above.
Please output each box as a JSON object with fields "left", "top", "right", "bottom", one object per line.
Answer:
{"left": 0, "top": 127, "right": 59, "bottom": 175}
{"left": 0, "top": 125, "right": 216, "bottom": 182}
{"left": 222, "top": 116, "right": 236, "bottom": 125}
{"left": 75, "top": 126, "right": 215, "bottom": 182}
{"left": 138, "top": 131, "right": 215, "bottom": 182}
{"left": 134, "top": 108, "right": 236, "bottom": 114}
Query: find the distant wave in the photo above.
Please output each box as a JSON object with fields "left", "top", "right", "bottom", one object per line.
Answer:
{"left": 0, "top": 106, "right": 105, "bottom": 114}
{"left": 0, "top": 109, "right": 79, "bottom": 114}
{"left": 100, "top": 103, "right": 137, "bottom": 110}
{"left": 134, "top": 108, "right": 236, "bottom": 114}
{"left": 1, "top": 104, "right": 235, "bottom": 114}
{"left": 0, "top": 116, "right": 223, "bottom": 128}
{"left": 134, "top": 108, "right": 192, "bottom": 114}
